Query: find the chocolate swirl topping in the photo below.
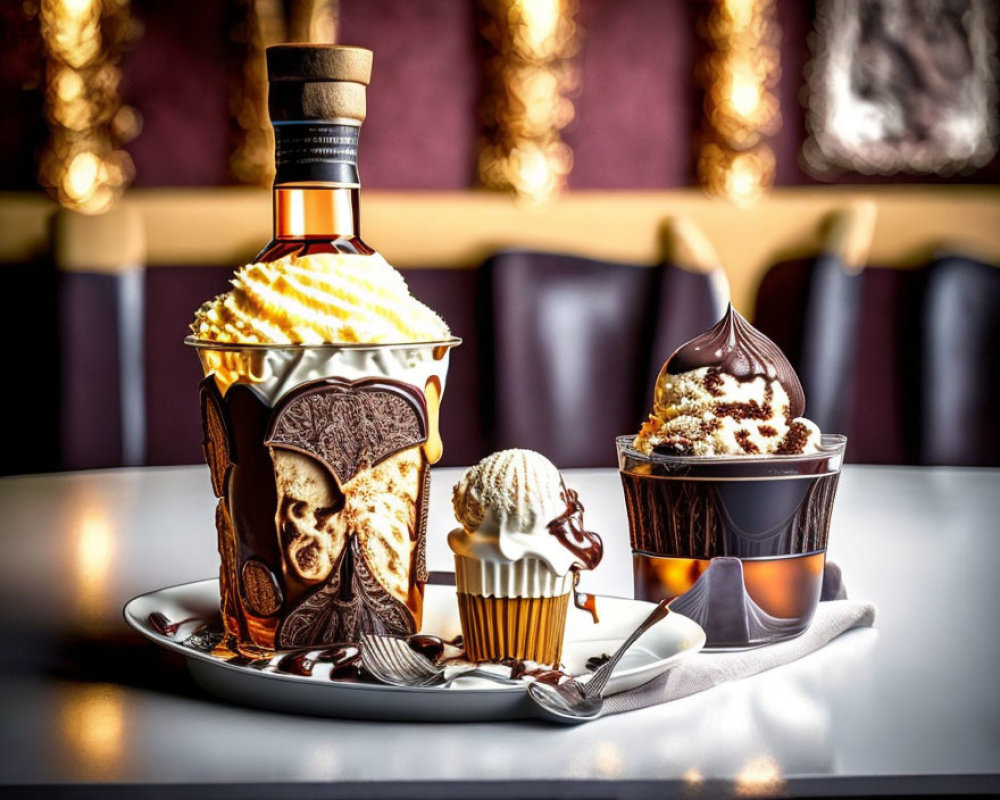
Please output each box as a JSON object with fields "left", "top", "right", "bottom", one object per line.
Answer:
{"left": 547, "top": 485, "right": 603, "bottom": 571}
{"left": 665, "top": 304, "right": 805, "bottom": 418}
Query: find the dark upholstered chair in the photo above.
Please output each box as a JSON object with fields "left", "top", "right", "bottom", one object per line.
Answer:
{"left": 757, "top": 267, "right": 922, "bottom": 465}
{"left": 757, "top": 236, "right": 1000, "bottom": 466}
{"left": 482, "top": 248, "right": 728, "bottom": 467}
{"left": 1, "top": 256, "right": 60, "bottom": 476}
{"left": 390, "top": 268, "right": 486, "bottom": 467}
{"left": 755, "top": 204, "right": 906, "bottom": 461}
{"left": 143, "top": 264, "right": 233, "bottom": 467}
{"left": 921, "top": 256, "right": 1000, "bottom": 467}
{"left": 797, "top": 255, "right": 862, "bottom": 435}
{"left": 53, "top": 207, "right": 146, "bottom": 471}
{"left": 798, "top": 203, "right": 875, "bottom": 435}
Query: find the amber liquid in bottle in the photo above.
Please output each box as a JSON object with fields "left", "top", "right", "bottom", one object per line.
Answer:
{"left": 255, "top": 182, "right": 374, "bottom": 262}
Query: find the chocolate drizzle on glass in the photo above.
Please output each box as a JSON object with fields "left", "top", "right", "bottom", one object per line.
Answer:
{"left": 198, "top": 373, "right": 432, "bottom": 655}
{"left": 664, "top": 303, "right": 806, "bottom": 418}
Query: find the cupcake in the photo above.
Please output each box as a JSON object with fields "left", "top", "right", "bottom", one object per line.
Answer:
{"left": 448, "top": 449, "right": 603, "bottom": 665}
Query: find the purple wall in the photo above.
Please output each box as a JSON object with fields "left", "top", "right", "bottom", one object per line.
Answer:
{"left": 339, "top": 0, "right": 480, "bottom": 189}
{"left": 2, "top": 0, "right": 996, "bottom": 191}
{"left": 123, "top": 0, "right": 240, "bottom": 187}
{"left": 566, "top": 0, "right": 699, "bottom": 188}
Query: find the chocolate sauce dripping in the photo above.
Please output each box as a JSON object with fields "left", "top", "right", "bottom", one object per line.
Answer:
{"left": 575, "top": 590, "right": 600, "bottom": 624}
{"left": 225, "top": 383, "right": 285, "bottom": 576}
{"left": 276, "top": 651, "right": 318, "bottom": 677}
{"left": 663, "top": 304, "right": 806, "bottom": 418}
{"left": 148, "top": 612, "right": 208, "bottom": 637}
{"left": 507, "top": 660, "right": 570, "bottom": 686}
{"left": 585, "top": 653, "right": 611, "bottom": 672}
{"left": 275, "top": 643, "right": 361, "bottom": 678}
{"left": 225, "top": 654, "right": 272, "bottom": 669}
{"left": 570, "top": 568, "right": 600, "bottom": 623}
{"left": 407, "top": 635, "right": 445, "bottom": 663}
{"left": 547, "top": 486, "right": 603, "bottom": 570}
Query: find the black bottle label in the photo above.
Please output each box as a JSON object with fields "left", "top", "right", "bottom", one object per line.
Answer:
{"left": 273, "top": 122, "right": 360, "bottom": 185}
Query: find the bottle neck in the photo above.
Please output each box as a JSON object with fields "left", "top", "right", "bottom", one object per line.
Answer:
{"left": 273, "top": 184, "right": 360, "bottom": 239}
{"left": 270, "top": 121, "right": 362, "bottom": 240}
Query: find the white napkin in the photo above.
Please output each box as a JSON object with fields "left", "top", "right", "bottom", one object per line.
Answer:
{"left": 604, "top": 599, "right": 877, "bottom": 715}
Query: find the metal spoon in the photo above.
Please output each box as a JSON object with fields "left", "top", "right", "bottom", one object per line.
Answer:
{"left": 528, "top": 598, "right": 671, "bottom": 724}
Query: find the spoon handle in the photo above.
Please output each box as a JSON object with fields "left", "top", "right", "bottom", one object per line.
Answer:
{"left": 582, "top": 598, "right": 671, "bottom": 699}
{"left": 440, "top": 667, "right": 522, "bottom": 687}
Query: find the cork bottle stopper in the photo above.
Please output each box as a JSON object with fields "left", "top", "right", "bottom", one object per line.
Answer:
{"left": 266, "top": 44, "right": 373, "bottom": 124}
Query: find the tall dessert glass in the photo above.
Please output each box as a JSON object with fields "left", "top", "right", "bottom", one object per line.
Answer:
{"left": 189, "top": 337, "right": 459, "bottom": 656}
{"left": 617, "top": 434, "right": 846, "bottom": 648}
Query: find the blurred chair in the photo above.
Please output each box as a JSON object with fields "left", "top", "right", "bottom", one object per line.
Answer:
{"left": 396, "top": 268, "right": 486, "bottom": 467}
{"left": 921, "top": 255, "right": 1000, "bottom": 467}
{"left": 142, "top": 263, "right": 232, "bottom": 466}
{"left": 1, "top": 254, "right": 59, "bottom": 476}
{"left": 654, "top": 216, "right": 730, "bottom": 358}
{"left": 53, "top": 205, "right": 146, "bottom": 470}
{"left": 755, "top": 203, "right": 883, "bottom": 454}
{"left": 798, "top": 201, "right": 877, "bottom": 434}
{"left": 756, "top": 206, "right": 1000, "bottom": 466}
{"left": 482, "top": 239, "right": 728, "bottom": 467}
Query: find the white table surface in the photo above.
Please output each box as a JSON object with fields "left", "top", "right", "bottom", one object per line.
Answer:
{"left": 0, "top": 464, "right": 998, "bottom": 798}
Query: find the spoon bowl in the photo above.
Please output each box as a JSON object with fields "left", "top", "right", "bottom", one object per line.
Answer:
{"left": 526, "top": 597, "right": 672, "bottom": 723}
{"left": 527, "top": 681, "right": 604, "bottom": 723}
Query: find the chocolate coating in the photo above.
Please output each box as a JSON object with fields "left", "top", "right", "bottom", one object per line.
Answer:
{"left": 664, "top": 304, "right": 805, "bottom": 417}
{"left": 266, "top": 378, "right": 427, "bottom": 487}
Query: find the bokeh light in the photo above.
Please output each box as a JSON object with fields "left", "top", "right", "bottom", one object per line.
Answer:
{"left": 230, "top": 0, "right": 341, "bottom": 186}
{"left": 478, "top": 0, "right": 579, "bottom": 205}
{"left": 698, "top": 0, "right": 781, "bottom": 205}
{"left": 39, "top": 0, "right": 140, "bottom": 214}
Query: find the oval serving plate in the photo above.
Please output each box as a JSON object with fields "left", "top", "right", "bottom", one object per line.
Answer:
{"left": 124, "top": 579, "right": 705, "bottom": 722}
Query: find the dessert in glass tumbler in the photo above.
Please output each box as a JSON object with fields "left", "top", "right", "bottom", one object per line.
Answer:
{"left": 448, "top": 450, "right": 603, "bottom": 666}
{"left": 188, "top": 45, "right": 458, "bottom": 657}
{"left": 618, "top": 304, "right": 846, "bottom": 648}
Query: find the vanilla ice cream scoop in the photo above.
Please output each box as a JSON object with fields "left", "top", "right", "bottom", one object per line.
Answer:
{"left": 448, "top": 449, "right": 603, "bottom": 578}
{"left": 634, "top": 305, "right": 821, "bottom": 456}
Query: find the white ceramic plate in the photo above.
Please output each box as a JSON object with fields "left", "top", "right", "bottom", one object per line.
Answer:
{"left": 124, "top": 579, "right": 705, "bottom": 722}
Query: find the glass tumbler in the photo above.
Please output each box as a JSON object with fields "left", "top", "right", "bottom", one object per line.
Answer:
{"left": 616, "top": 434, "right": 847, "bottom": 648}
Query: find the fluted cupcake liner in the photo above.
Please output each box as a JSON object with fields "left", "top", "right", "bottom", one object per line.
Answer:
{"left": 456, "top": 592, "right": 569, "bottom": 665}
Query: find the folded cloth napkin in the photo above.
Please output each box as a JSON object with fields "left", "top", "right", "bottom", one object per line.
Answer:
{"left": 603, "top": 598, "right": 876, "bottom": 715}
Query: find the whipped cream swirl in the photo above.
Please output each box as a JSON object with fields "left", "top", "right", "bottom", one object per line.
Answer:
{"left": 191, "top": 251, "right": 450, "bottom": 344}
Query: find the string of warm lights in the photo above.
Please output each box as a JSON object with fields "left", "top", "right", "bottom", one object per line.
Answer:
{"left": 231, "top": 0, "right": 340, "bottom": 187}
{"left": 697, "top": 0, "right": 781, "bottom": 205}
{"left": 38, "top": 0, "right": 141, "bottom": 215}
{"left": 478, "top": 0, "right": 579, "bottom": 205}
